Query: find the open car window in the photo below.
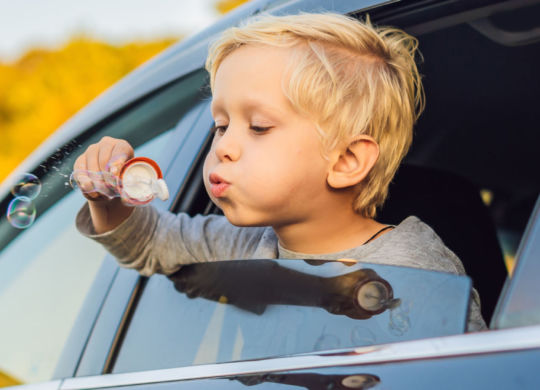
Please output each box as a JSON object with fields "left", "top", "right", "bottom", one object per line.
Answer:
{"left": 111, "top": 259, "right": 471, "bottom": 374}
{"left": 107, "top": 0, "right": 540, "bottom": 377}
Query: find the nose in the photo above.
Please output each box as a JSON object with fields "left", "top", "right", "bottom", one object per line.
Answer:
{"left": 214, "top": 126, "right": 241, "bottom": 162}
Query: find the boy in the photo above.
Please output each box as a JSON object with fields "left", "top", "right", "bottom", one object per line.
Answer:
{"left": 75, "top": 13, "right": 485, "bottom": 330}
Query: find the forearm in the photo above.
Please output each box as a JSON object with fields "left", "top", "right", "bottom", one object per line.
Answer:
{"left": 77, "top": 204, "right": 212, "bottom": 275}
{"left": 88, "top": 198, "right": 135, "bottom": 234}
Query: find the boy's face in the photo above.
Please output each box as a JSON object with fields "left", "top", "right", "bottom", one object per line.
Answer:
{"left": 203, "top": 45, "right": 332, "bottom": 227}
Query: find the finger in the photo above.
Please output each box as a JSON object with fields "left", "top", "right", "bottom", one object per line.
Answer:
{"left": 85, "top": 143, "right": 100, "bottom": 174}
{"left": 109, "top": 140, "right": 134, "bottom": 176}
{"left": 97, "top": 139, "right": 115, "bottom": 172}
{"left": 83, "top": 144, "right": 111, "bottom": 199}
{"left": 96, "top": 140, "right": 121, "bottom": 191}
{"left": 73, "top": 154, "right": 95, "bottom": 195}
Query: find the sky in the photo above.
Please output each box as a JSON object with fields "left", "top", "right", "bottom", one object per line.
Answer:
{"left": 0, "top": 0, "right": 222, "bottom": 62}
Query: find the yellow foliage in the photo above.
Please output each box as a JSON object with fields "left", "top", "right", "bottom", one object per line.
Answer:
{"left": 0, "top": 37, "right": 179, "bottom": 183}
{"left": 215, "top": 0, "right": 251, "bottom": 14}
{"left": 0, "top": 369, "right": 22, "bottom": 387}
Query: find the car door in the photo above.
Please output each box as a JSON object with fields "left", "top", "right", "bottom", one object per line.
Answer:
{"left": 58, "top": 199, "right": 540, "bottom": 389}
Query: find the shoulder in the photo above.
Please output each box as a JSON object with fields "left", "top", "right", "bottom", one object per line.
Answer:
{"left": 375, "top": 216, "right": 466, "bottom": 275}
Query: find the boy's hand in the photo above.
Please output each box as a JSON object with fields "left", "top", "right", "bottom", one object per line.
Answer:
{"left": 73, "top": 136, "right": 134, "bottom": 202}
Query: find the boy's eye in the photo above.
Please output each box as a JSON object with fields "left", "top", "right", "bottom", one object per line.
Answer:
{"left": 211, "top": 124, "right": 271, "bottom": 134}
{"left": 211, "top": 124, "right": 228, "bottom": 135}
{"left": 250, "top": 126, "right": 272, "bottom": 133}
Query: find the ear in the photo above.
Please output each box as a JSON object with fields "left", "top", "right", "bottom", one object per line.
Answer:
{"left": 327, "top": 135, "right": 379, "bottom": 189}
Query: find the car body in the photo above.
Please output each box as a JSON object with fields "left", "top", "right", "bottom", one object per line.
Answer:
{"left": 1, "top": 0, "right": 539, "bottom": 389}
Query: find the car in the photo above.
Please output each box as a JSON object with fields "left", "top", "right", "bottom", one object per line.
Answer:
{"left": 1, "top": 0, "right": 539, "bottom": 389}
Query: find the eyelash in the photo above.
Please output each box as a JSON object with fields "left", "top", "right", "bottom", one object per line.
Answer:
{"left": 210, "top": 124, "right": 271, "bottom": 134}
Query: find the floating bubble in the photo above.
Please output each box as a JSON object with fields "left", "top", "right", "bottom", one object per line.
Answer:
{"left": 7, "top": 196, "right": 36, "bottom": 229}
{"left": 11, "top": 173, "right": 42, "bottom": 200}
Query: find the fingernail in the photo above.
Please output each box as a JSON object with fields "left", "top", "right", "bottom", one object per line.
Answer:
{"left": 110, "top": 166, "right": 118, "bottom": 175}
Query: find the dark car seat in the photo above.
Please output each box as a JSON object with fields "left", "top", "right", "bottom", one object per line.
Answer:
{"left": 378, "top": 164, "right": 507, "bottom": 322}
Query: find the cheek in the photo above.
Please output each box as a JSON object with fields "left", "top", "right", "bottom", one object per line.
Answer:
{"left": 202, "top": 153, "right": 214, "bottom": 188}
{"left": 247, "top": 148, "right": 324, "bottom": 194}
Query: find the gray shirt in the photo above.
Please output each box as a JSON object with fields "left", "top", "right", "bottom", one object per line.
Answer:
{"left": 76, "top": 204, "right": 486, "bottom": 331}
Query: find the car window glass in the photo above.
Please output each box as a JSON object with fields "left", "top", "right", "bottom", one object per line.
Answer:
{"left": 112, "top": 260, "right": 471, "bottom": 374}
{"left": 492, "top": 196, "right": 540, "bottom": 329}
{"left": 0, "top": 69, "right": 209, "bottom": 387}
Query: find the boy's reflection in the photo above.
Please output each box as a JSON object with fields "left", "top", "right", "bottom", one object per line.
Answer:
{"left": 168, "top": 260, "right": 398, "bottom": 320}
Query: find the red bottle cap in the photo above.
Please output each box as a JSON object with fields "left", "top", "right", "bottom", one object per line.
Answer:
{"left": 118, "top": 157, "right": 169, "bottom": 205}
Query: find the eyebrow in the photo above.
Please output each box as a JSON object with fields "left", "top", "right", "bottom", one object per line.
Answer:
{"left": 211, "top": 97, "right": 286, "bottom": 119}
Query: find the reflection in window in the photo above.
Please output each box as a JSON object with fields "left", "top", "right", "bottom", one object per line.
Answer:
{"left": 112, "top": 260, "right": 471, "bottom": 374}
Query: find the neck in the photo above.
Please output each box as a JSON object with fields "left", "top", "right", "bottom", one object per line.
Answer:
{"left": 273, "top": 200, "right": 388, "bottom": 254}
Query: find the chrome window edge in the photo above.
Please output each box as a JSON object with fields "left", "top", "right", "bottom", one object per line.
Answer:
{"left": 62, "top": 324, "right": 540, "bottom": 389}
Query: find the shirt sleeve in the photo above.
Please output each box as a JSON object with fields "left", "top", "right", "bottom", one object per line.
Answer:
{"left": 75, "top": 203, "right": 270, "bottom": 276}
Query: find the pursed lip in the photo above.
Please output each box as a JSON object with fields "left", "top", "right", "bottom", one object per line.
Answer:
{"left": 209, "top": 173, "right": 230, "bottom": 198}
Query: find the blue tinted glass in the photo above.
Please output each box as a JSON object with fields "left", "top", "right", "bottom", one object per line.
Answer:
{"left": 0, "top": 191, "right": 107, "bottom": 386}
{"left": 113, "top": 260, "right": 470, "bottom": 374}
{"left": 493, "top": 196, "right": 540, "bottom": 329}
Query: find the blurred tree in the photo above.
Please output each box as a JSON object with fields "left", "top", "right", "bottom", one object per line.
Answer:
{"left": 0, "top": 369, "right": 21, "bottom": 387}
{"left": 0, "top": 37, "right": 178, "bottom": 182}
{"left": 215, "top": 0, "right": 250, "bottom": 14}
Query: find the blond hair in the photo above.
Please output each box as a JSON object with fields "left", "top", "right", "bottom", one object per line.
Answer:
{"left": 206, "top": 13, "right": 424, "bottom": 218}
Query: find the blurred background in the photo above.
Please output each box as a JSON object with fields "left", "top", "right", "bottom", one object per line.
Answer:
{"left": 0, "top": 0, "right": 249, "bottom": 186}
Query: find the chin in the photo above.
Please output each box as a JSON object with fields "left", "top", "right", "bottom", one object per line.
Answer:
{"left": 221, "top": 208, "right": 271, "bottom": 227}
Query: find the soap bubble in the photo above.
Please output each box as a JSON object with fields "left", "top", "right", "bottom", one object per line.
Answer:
{"left": 69, "top": 170, "right": 119, "bottom": 199}
{"left": 11, "top": 173, "right": 41, "bottom": 200}
{"left": 7, "top": 196, "right": 36, "bottom": 229}
{"left": 70, "top": 169, "right": 162, "bottom": 206}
